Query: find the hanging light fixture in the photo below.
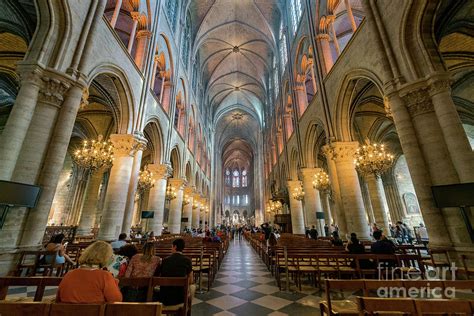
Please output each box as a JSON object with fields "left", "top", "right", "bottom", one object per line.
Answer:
{"left": 192, "top": 199, "right": 199, "bottom": 209}
{"left": 312, "top": 169, "right": 330, "bottom": 191}
{"left": 354, "top": 139, "right": 394, "bottom": 177}
{"left": 182, "top": 194, "right": 191, "bottom": 206}
{"left": 137, "top": 165, "right": 154, "bottom": 193}
{"left": 292, "top": 185, "right": 305, "bottom": 201}
{"left": 165, "top": 183, "right": 177, "bottom": 201}
{"left": 73, "top": 135, "right": 114, "bottom": 171}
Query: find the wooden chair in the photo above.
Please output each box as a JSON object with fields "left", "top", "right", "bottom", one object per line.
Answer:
{"left": 363, "top": 280, "right": 403, "bottom": 297}
{"left": 105, "top": 302, "right": 162, "bottom": 316}
{"left": 0, "top": 301, "right": 50, "bottom": 316}
{"left": 49, "top": 303, "right": 105, "bottom": 316}
{"left": 320, "top": 279, "right": 365, "bottom": 316}
{"left": 356, "top": 297, "right": 417, "bottom": 315}
{"left": 414, "top": 299, "right": 473, "bottom": 315}
{"left": 458, "top": 254, "right": 474, "bottom": 280}
{"left": 443, "top": 280, "right": 474, "bottom": 300}
{"left": 148, "top": 277, "right": 190, "bottom": 316}
{"left": 0, "top": 277, "right": 62, "bottom": 302}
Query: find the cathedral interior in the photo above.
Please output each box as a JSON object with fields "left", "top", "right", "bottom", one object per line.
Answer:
{"left": 0, "top": 0, "right": 473, "bottom": 315}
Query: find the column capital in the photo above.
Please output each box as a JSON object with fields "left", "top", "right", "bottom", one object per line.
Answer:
{"left": 300, "top": 168, "right": 318, "bottom": 179}
{"left": 110, "top": 134, "right": 144, "bottom": 157}
{"left": 322, "top": 142, "right": 359, "bottom": 162}
{"left": 426, "top": 72, "right": 452, "bottom": 97}
{"left": 148, "top": 163, "right": 172, "bottom": 179}
{"left": 131, "top": 11, "right": 140, "bottom": 21}
{"left": 136, "top": 30, "right": 152, "bottom": 39}
{"left": 316, "top": 33, "right": 330, "bottom": 41}
{"left": 38, "top": 76, "right": 71, "bottom": 107}
{"left": 184, "top": 186, "right": 195, "bottom": 195}
{"left": 168, "top": 178, "right": 186, "bottom": 189}
{"left": 287, "top": 180, "right": 302, "bottom": 189}
{"left": 399, "top": 85, "right": 434, "bottom": 118}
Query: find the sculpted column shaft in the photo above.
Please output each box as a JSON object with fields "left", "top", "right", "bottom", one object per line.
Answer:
{"left": 328, "top": 142, "right": 370, "bottom": 240}
{"left": 110, "top": 0, "right": 122, "bottom": 28}
{"left": 97, "top": 134, "right": 137, "bottom": 240}
{"left": 301, "top": 168, "right": 322, "bottom": 232}
{"left": 320, "top": 191, "right": 333, "bottom": 230}
{"left": 77, "top": 168, "right": 105, "bottom": 235}
{"left": 0, "top": 69, "right": 42, "bottom": 180}
{"left": 127, "top": 13, "right": 139, "bottom": 53}
{"left": 386, "top": 93, "right": 453, "bottom": 247}
{"left": 287, "top": 180, "right": 305, "bottom": 235}
{"left": 192, "top": 195, "right": 200, "bottom": 228}
{"left": 429, "top": 76, "right": 474, "bottom": 182}
{"left": 168, "top": 178, "right": 185, "bottom": 234}
{"left": 365, "top": 174, "right": 390, "bottom": 233}
{"left": 19, "top": 85, "right": 84, "bottom": 247}
{"left": 121, "top": 140, "right": 146, "bottom": 233}
{"left": 322, "top": 145, "right": 347, "bottom": 234}
{"left": 134, "top": 31, "right": 151, "bottom": 70}
{"left": 147, "top": 164, "right": 171, "bottom": 235}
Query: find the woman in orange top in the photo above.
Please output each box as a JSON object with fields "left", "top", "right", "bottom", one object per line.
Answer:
{"left": 56, "top": 241, "right": 122, "bottom": 303}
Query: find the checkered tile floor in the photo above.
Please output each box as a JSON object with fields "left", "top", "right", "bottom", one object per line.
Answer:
{"left": 6, "top": 239, "right": 323, "bottom": 315}
{"left": 192, "top": 238, "right": 321, "bottom": 316}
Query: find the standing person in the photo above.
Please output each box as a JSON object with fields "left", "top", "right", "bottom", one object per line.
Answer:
{"left": 155, "top": 239, "right": 193, "bottom": 306}
{"left": 324, "top": 224, "right": 329, "bottom": 237}
{"left": 417, "top": 223, "right": 429, "bottom": 246}
{"left": 56, "top": 241, "right": 122, "bottom": 303}
{"left": 401, "top": 222, "right": 413, "bottom": 244}
{"left": 309, "top": 225, "right": 318, "bottom": 240}
{"left": 111, "top": 233, "right": 127, "bottom": 252}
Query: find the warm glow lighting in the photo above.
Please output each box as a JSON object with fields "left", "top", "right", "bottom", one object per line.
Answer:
{"left": 182, "top": 194, "right": 191, "bottom": 206}
{"left": 165, "top": 183, "right": 177, "bottom": 201}
{"left": 354, "top": 139, "right": 394, "bottom": 176}
{"left": 292, "top": 185, "right": 305, "bottom": 201}
{"left": 312, "top": 169, "right": 330, "bottom": 191}
{"left": 73, "top": 135, "right": 114, "bottom": 171}
{"left": 137, "top": 165, "right": 154, "bottom": 193}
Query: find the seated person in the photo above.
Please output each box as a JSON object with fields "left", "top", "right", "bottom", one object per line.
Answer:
{"left": 309, "top": 225, "right": 318, "bottom": 240}
{"left": 371, "top": 231, "right": 396, "bottom": 254}
{"left": 107, "top": 244, "right": 138, "bottom": 278}
{"left": 122, "top": 242, "right": 160, "bottom": 302}
{"left": 331, "top": 231, "right": 344, "bottom": 246}
{"left": 44, "top": 233, "right": 74, "bottom": 265}
{"left": 346, "top": 233, "right": 372, "bottom": 269}
{"left": 155, "top": 238, "right": 193, "bottom": 306}
{"left": 56, "top": 241, "right": 122, "bottom": 303}
{"left": 110, "top": 233, "right": 127, "bottom": 252}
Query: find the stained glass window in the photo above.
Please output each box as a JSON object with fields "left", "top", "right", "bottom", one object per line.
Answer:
{"left": 232, "top": 170, "right": 240, "bottom": 187}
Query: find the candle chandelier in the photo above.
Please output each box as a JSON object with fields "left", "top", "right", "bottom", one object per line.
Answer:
{"left": 73, "top": 135, "right": 114, "bottom": 171}
{"left": 312, "top": 169, "right": 330, "bottom": 191}
{"left": 182, "top": 194, "right": 191, "bottom": 206}
{"left": 267, "top": 200, "right": 283, "bottom": 213}
{"left": 192, "top": 199, "right": 200, "bottom": 209}
{"left": 292, "top": 185, "right": 305, "bottom": 201}
{"left": 354, "top": 139, "right": 394, "bottom": 177}
{"left": 165, "top": 183, "right": 177, "bottom": 201}
{"left": 137, "top": 165, "right": 154, "bottom": 193}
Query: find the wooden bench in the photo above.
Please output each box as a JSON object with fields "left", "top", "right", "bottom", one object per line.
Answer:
{"left": 0, "top": 277, "right": 62, "bottom": 302}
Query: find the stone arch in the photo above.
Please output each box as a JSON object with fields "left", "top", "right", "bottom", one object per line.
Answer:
{"left": 280, "top": 162, "right": 287, "bottom": 188}
{"left": 289, "top": 148, "right": 299, "bottom": 180}
{"left": 143, "top": 119, "right": 164, "bottom": 164}
{"left": 86, "top": 64, "right": 135, "bottom": 134}
{"left": 185, "top": 161, "right": 192, "bottom": 183}
{"left": 334, "top": 69, "right": 384, "bottom": 141}
{"left": 303, "top": 120, "right": 327, "bottom": 168}
{"left": 169, "top": 146, "right": 181, "bottom": 178}
{"left": 194, "top": 170, "right": 200, "bottom": 189}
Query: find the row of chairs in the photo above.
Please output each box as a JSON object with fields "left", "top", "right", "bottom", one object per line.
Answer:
{"left": 0, "top": 301, "right": 162, "bottom": 316}
{"left": 320, "top": 279, "right": 474, "bottom": 316}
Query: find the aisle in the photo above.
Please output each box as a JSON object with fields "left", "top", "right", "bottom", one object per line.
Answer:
{"left": 192, "top": 237, "right": 320, "bottom": 316}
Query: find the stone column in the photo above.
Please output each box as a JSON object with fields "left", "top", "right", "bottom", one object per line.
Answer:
{"left": 322, "top": 145, "right": 347, "bottom": 234}
{"left": 294, "top": 78, "right": 307, "bottom": 116}
{"left": 0, "top": 68, "right": 42, "bottom": 181}
{"left": 77, "top": 168, "right": 106, "bottom": 235}
{"left": 328, "top": 16, "right": 340, "bottom": 56}
{"left": 19, "top": 84, "right": 85, "bottom": 247}
{"left": 365, "top": 174, "right": 390, "bottom": 233}
{"left": 382, "top": 172, "right": 404, "bottom": 223}
{"left": 386, "top": 92, "right": 455, "bottom": 247}
{"left": 359, "top": 177, "right": 375, "bottom": 224}
{"left": 316, "top": 33, "right": 334, "bottom": 74}
{"left": 327, "top": 142, "right": 370, "bottom": 240}
{"left": 127, "top": 12, "right": 139, "bottom": 53}
{"left": 300, "top": 168, "right": 322, "bottom": 231}
{"left": 94, "top": 171, "right": 109, "bottom": 228}
{"left": 68, "top": 166, "right": 89, "bottom": 225}
{"left": 97, "top": 134, "right": 138, "bottom": 240}
{"left": 428, "top": 75, "right": 474, "bottom": 183}
{"left": 287, "top": 180, "right": 305, "bottom": 235}
{"left": 50, "top": 154, "right": 74, "bottom": 225}
{"left": 320, "top": 190, "right": 333, "bottom": 228}
{"left": 134, "top": 30, "right": 151, "bottom": 70}
{"left": 168, "top": 178, "right": 185, "bottom": 234}
{"left": 121, "top": 138, "right": 146, "bottom": 234}
{"left": 161, "top": 81, "right": 172, "bottom": 112}
{"left": 344, "top": 0, "right": 357, "bottom": 32}
{"left": 150, "top": 55, "right": 159, "bottom": 88}
{"left": 147, "top": 164, "right": 171, "bottom": 235}
{"left": 182, "top": 187, "right": 194, "bottom": 231}
{"left": 110, "top": 0, "right": 122, "bottom": 28}
{"left": 192, "top": 195, "right": 200, "bottom": 228}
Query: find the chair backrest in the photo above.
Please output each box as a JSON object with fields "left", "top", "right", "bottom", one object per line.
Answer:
{"left": 356, "top": 297, "right": 417, "bottom": 315}
{"left": 148, "top": 277, "right": 189, "bottom": 310}
{"left": 118, "top": 277, "right": 151, "bottom": 289}
{"left": 105, "top": 302, "right": 162, "bottom": 316}
{"left": 0, "top": 302, "right": 50, "bottom": 316}
{"left": 49, "top": 303, "right": 105, "bottom": 316}
{"left": 0, "top": 277, "right": 44, "bottom": 300}
{"left": 414, "top": 299, "right": 472, "bottom": 315}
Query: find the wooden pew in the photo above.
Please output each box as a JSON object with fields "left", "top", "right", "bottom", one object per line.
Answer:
{"left": 0, "top": 277, "right": 62, "bottom": 302}
{"left": 49, "top": 303, "right": 105, "bottom": 316}
{"left": 356, "top": 297, "right": 418, "bottom": 315}
{"left": 0, "top": 301, "right": 51, "bottom": 316}
{"left": 414, "top": 299, "right": 472, "bottom": 315}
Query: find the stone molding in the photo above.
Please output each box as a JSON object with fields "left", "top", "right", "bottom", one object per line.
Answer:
{"left": 38, "top": 76, "right": 71, "bottom": 107}
{"left": 316, "top": 33, "right": 330, "bottom": 41}
{"left": 428, "top": 77, "right": 451, "bottom": 97}
{"left": 300, "top": 167, "right": 317, "bottom": 180}
{"left": 322, "top": 142, "right": 359, "bottom": 162}
{"left": 148, "top": 163, "right": 172, "bottom": 179}
{"left": 400, "top": 86, "right": 434, "bottom": 118}
{"left": 136, "top": 30, "right": 152, "bottom": 39}
{"left": 168, "top": 178, "right": 186, "bottom": 190}
{"left": 109, "top": 134, "right": 143, "bottom": 157}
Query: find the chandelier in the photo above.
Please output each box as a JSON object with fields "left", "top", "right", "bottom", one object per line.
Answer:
{"left": 354, "top": 139, "right": 394, "bottom": 177}
{"left": 312, "top": 169, "right": 330, "bottom": 191}
{"left": 192, "top": 199, "right": 200, "bottom": 209}
{"left": 182, "top": 194, "right": 191, "bottom": 206}
{"left": 165, "top": 183, "right": 177, "bottom": 201}
{"left": 268, "top": 200, "right": 283, "bottom": 213}
{"left": 292, "top": 185, "right": 305, "bottom": 201}
{"left": 137, "top": 165, "right": 154, "bottom": 193}
{"left": 73, "top": 135, "right": 114, "bottom": 171}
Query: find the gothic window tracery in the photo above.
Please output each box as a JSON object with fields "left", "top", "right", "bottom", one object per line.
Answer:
{"left": 232, "top": 169, "right": 240, "bottom": 187}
